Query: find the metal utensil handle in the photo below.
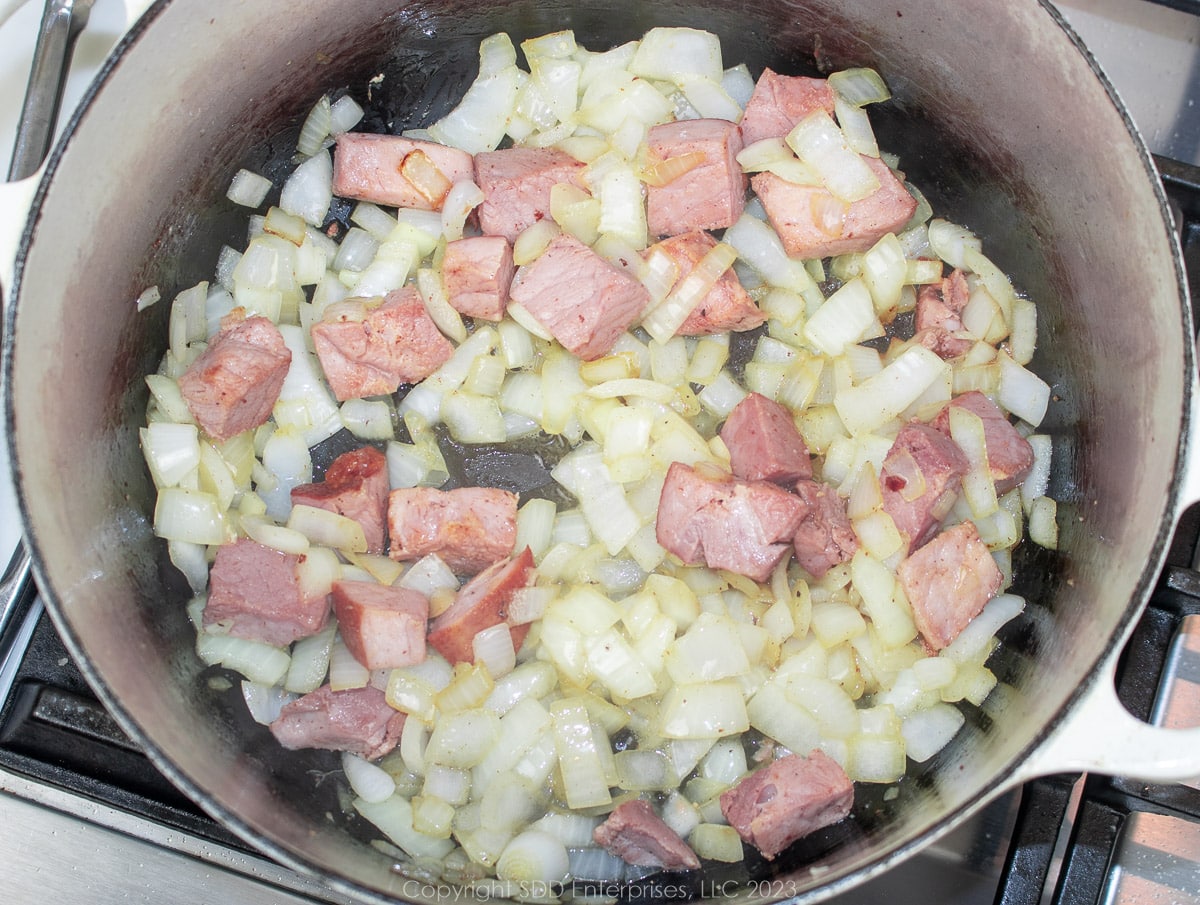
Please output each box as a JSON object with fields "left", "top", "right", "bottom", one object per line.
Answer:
{"left": 7, "top": 0, "right": 95, "bottom": 181}
{"left": 0, "top": 544, "right": 35, "bottom": 660}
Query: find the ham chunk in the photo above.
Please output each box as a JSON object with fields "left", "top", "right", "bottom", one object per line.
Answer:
{"left": 508, "top": 234, "right": 648, "bottom": 361}
{"left": 311, "top": 286, "right": 453, "bottom": 401}
{"left": 291, "top": 446, "right": 389, "bottom": 554}
{"left": 269, "top": 685, "right": 405, "bottom": 760}
{"left": 656, "top": 462, "right": 806, "bottom": 582}
{"left": 915, "top": 268, "right": 973, "bottom": 359}
{"left": 738, "top": 69, "right": 837, "bottom": 146}
{"left": 442, "top": 235, "right": 515, "bottom": 322}
{"left": 332, "top": 580, "right": 428, "bottom": 670}
{"left": 593, "top": 799, "right": 701, "bottom": 871}
{"left": 931, "top": 391, "right": 1035, "bottom": 493}
{"left": 880, "top": 423, "right": 969, "bottom": 554}
{"left": 388, "top": 486, "right": 517, "bottom": 574}
{"left": 720, "top": 751, "right": 854, "bottom": 859}
{"left": 427, "top": 547, "right": 535, "bottom": 664}
{"left": 474, "top": 147, "right": 586, "bottom": 241}
{"left": 751, "top": 158, "right": 917, "bottom": 260}
{"left": 897, "top": 520, "right": 1003, "bottom": 650}
{"left": 792, "top": 480, "right": 859, "bottom": 578}
{"left": 648, "top": 231, "right": 765, "bottom": 335}
{"left": 179, "top": 312, "right": 291, "bottom": 442}
{"left": 721, "top": 392, "right": 812, "bottom": 484}
{"left": 332, "top": 133, "right": 473, "bottom": 211}
{"left": 203, "top": 538, "right": 329, "bottom": 646}
{"left": 645, "top": 118, "right": 746, "bottom": 237}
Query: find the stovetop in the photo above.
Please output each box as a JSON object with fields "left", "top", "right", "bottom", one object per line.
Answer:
{"left": 1, "top": 1, "right": 1200, "bottom": 903}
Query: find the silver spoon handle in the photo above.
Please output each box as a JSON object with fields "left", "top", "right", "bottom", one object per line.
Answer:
{"left": 7, "top": 0, "right": 95, "bottom": 181}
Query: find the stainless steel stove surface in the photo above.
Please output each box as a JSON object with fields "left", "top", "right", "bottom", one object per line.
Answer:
{"left": 1, "top": 1, "right": 1199, "bottom": 903}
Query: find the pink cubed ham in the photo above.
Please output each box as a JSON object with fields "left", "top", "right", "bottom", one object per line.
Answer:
{"left": 388, "top": 486, "right": 517, "bottom": 574}
{"left": 720, "top": 750, "right": 854, "bottom": 860}
{"left": 291, "top": 446, "right": 389, "bottom": 554}
{"left": 738, "top": 69, "right": 837, "bottom": 146}
{"left": 645, "top": 118, "right": 746, "bottom": 238}
{"left": 931, "top": 391, "right": 1035, "bottom": 493}
{"left": 332, "top": 133, "right": 474, "bottom": 211}
{"left": 269, "top": 685, "right": 405, "bottom": 760}
{"left": 897, "top": 520, "right": 1003, "bottom": 650}
{"left": 593, "top": 799, "right": 701, "bottom": 871}
{"left": 203, "top": 538, "right": 329, "bottom": 646}
{"left": 792, "top": 480, "right": 859, "bottom": 578}
{"left": 474, "top": 147, "right": 587, "bottom": 241}
{"left": 880, "top": 423, "right": 969, "bottom": 554}
{"left": 427, "top": 547, "right": 535, "bottom": 665}
{"left": 311, "top": 286, "right": 454, "bottom": 401}
{"left": 442, "top": 235, "right": 515, "bottom": 321}
{"left": 751, "top": 157, "right": 917, "bottom": 259}
{"left": 179, "top": 312, "right": 291, "bottom": 442}
{"left": 508, "top": 234, "right": 648, "bottom": 361}
{"left": 648, "top": 231, "right": 765, "bottom": 335}
{"left": 332, "top": 580, "right": 428, "bottom": 670}
{"left": 721, "top": 392, "right": 812, "bottom": 484}
{"left": 915, "top": 268, "right": 973, "bottom": 359}
{"left": 656, "top": 462, "right": 806, "bottom": 582}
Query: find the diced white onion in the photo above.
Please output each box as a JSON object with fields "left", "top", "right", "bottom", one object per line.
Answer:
{"left": 280, "top": 149, "right": 333, "bottom": 227}
{"left": 343, "top": 752, "right": 398, "bottom": 803}
{"left": 227, "top": 169, "right": 272, "bottom": 208}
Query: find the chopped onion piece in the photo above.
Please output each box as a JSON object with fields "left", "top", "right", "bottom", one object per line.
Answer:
{"left": 927, "top": 219, "right": 983, "bottom": 269}
{"left": 286, "top": 504, "right": 368, "bottom": 552}
{"left": 227, "top": 169, "right": 272, "bottom": 208}
{"left": 474, "top": 624, "right": 518, "bottom": 679}
{"left": 630, "top": 27, "right": 723, "bottom": 84}
{"left": 297, "top": 95, "right": 332, "bottom": 157}
{"left": 329, "top": 94, "right": 364, "bottom": 134}
{"left": 901, "top": 702, "right": 965, "bottom": 762}
{"left": 804, "top": 277, "right": 876, "bottom": 356}
{"left": 497, "top": 830, "right": 570, "bottom": 886}
{"left": 786, "top": 111, "right": 880, "bottom": 203}
{"left": 835, "top": 346, "right": 948, "bottom": 435}
{"left": 642, "top": 241, "right": 737, "bottom": 343}
{"left": 1028, "top": 496, "right": 1059, "bottom": 550}
{"left": 441, "top": 179, "right": 485, "bottom": 241}
{"left": 279, "top": 149, "right": 333, "bottom": 227}
{"left": 427, "top": 57, "right": 523, "bottom": 153}
{"left": 725, "top": 213, "right": 815, "bottom": 294}
{"left": 241, "top": 680, "right": 295, "bottom": 726}
{"left": 154, "top": 488, "right": 226, "bottom": 545}
{"left": 829, "top": 67, "right": 892, "bottom": 106}
{"left": 343, "top": 752, "right": 398, "bottom": 803}
{"left": 997, "top": 352, "right": 1051, "bottom": 427}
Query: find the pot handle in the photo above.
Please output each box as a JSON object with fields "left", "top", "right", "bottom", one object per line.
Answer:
{"left": 1014, "top": 610, "right": 1200, "bottom": 785}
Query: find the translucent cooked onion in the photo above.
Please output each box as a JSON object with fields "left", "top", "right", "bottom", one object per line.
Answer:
{"left": 147, "top": 27, "right": 1061, "bottom": 888}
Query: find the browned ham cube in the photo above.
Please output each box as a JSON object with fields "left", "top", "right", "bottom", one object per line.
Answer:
{"left": 720, "top": 750, "right": 853, "bottom": 859}
{"left": 931, "top": 391, "right": 1035, "bottom": 493}
{"left": 738, "top": 69, "right": 837, "bottom": 146}
{"left": 427, "top": 547, "right": 535, "bottom": 665}
{"left": 508, "top": 234, "right": 648, "bottom": 361}
{"left": 311, "top": 286, "right": 453, "bottom": 401}
{"left": 792, "top": 479, "right": 859, "bottom": 579}
{"left": 880, "top": 423, "right": 969, "bottom": 554}
{"left": 656, "top": 462, "right": 806, "bottom": 582}
{"left": 291, "top": 446, "right": 389, "bottom": 554}
{"left": 645, "top": 118, "right": 746, "bottom": 238}
{"left": 648, "top": 230, "right": 765, "bottom": 335}
{"left": 203, "top": 538, "right": 329, "bottom": 646}
{"left": 720, "top": 392, "right": 812, "bottom": 484}
{"left": 751, "top": 157, "right": 916, "bottom": 260}
{"left": 332, "top": 580, "right": 429, "bottom": 670}
{"left": 387, "top": 486, "right": 517, "bottom": 575}
{"left": 269, "top": 684, "right": 405, "bottom": 760}
{"left": 333, "top": 133, "right": 474, "bottom": 211}
{"left": 897, "top": 520, "right": 1003, "bottom": 650}
{"left": 179, "top": 312, "right": 291, "bottom": 442}
{"left": 593, "top": 799, "right": 700, "bottom": 870}
{"left": 442, "top": 235, "right": 515, "bottom": 321}
{"left": 474, "top": 147, "right": 586, "bottom": 242}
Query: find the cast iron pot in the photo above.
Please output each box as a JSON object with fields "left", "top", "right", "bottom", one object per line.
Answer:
{"left": 4, "top": 0, "right": 1200, "bottom": 902}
